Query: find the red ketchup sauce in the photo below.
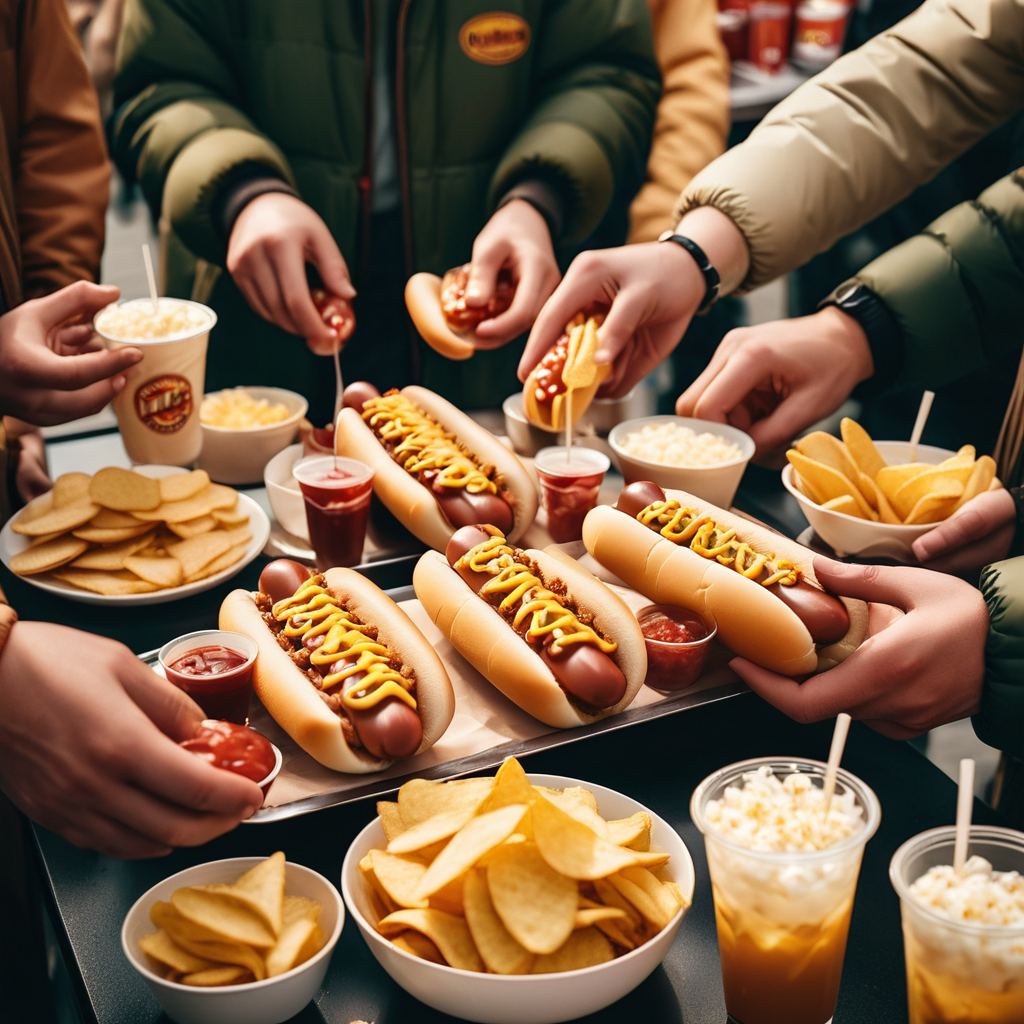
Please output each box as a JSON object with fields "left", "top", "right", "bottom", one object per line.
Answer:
{"left": 534, "top": 447, "right": 610, "bottom": 544}
{"left": 165, "top": 645, "right": 255, "bottom": 723}
{"left": 180, "top": 720, "right": 278, "bottom": 785}
{"left": 638, "top": 605, "right": 715, "bottom": 692}
{"left": 293, "top": 457, "right": 374, "bottom": 569}
{"left": 532, "top": 333, "right": 570, "bottom": 405}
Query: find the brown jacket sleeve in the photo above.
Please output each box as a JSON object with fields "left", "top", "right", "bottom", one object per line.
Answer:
{"left": 15, "top": 0, "right": 109, "bottom": 297}
{"left": 676, "top": 0, "right": 1024, "bottom": 291}
{"left": 627, "top": 0, "right": 730, "bottom": 243}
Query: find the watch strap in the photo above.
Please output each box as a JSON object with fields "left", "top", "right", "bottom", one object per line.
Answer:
{"left": 658, "top": 232, "right": 720, "bottom": 314}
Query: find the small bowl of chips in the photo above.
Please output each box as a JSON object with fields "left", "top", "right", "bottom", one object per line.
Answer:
{"left": 341, "top": 758, "right": 694, "bottom": 1024}
{"left": 122, "top": 852, "right": 343, "bottom": 1024}
{"left": 782, "top": 419, "right": 999, "bottom": 560}
{"left": 198, "top": 387, "right": 308, "bottom": 486}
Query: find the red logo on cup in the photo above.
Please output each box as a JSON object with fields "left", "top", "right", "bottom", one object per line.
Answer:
{"left": 134, "top": 374, "right": 193, "bottom": 434}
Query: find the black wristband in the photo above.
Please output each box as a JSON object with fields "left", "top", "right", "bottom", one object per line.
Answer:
{"left": 658, "top": 232, "right": 720, "bottom": 314}
{"left": 496, "top": 179, "right": 566, "bottom": 244}
{"left": 212, "top": 162, "right": 300, "bottom": 242}
{"left": 818, "top": 280, "right": 904, "bottom": 399}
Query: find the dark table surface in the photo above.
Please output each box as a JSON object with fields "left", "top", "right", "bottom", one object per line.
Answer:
{"left": 16, "top": 437, "right": 998, "bottom": 1024}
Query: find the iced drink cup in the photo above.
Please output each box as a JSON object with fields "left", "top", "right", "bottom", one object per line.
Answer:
{"left": 890, "top": 826, "right": 1024, "bottom": 1024}
{"left": 292, "top": 455, "right": 374, "bottom": 570}
{"left": 95, "top": 298, "right": 215, "bottom": 466}
{"left": 534, "top": 446, "right": 610, "bottom": 543}
{"left": 690, "top": 758, "right": 881, "bottom": 1024}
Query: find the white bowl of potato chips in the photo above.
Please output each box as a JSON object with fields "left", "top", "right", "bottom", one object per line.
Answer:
{"left": 341, "top": 758, "right": 694, "bottom": 1024}
{"left": 783, "top": 419, "right": 999, "bottom": 560}
{"left": 122, "top": 853, "right": 343, "bottom": 1024}
{"left": 199, "top": 387, "right": 308, "bottom": 486}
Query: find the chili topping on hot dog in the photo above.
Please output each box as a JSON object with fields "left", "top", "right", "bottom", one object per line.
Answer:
{"left": 447, "top": 525, "right": 626, "bottom": 711}
{"left": 440, "top": 265, "right": 515, "bottom": 331}
{"left": 357, "top": 389, "right": 515, "bottom": 533}
{"left": 255, "top": 574, "right": 421, "bottom": 757}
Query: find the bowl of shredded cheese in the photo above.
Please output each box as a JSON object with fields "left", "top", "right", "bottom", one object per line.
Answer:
{"left": 198, "top": 387, "right": 308, "bottom": 485}
{"left": 609, "top": 416, "right": 754, "bottom": 508}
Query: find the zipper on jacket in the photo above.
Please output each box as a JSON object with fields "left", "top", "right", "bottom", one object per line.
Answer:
{"left": 395, "top": 0, "right": 420, "bottom": 381}
{"left": 358, "top": 0, "right": 375, "bottom": 284}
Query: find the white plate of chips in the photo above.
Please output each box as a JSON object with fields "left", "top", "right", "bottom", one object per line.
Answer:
{"left": 0, "top": 465, "right": 270, "bottom": 605}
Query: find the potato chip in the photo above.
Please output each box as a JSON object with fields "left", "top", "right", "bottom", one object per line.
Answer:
{"left": 160, "top": 470, "right": 211, "bottom": 503}
{"left": 369, "top": 849, "right": 429, "bottom": 909}
{"left": 856, "top": 472, "right": 901, "bottom": 524}
{"left": 51, "top": 473, "right": 92, "bottom": 508}
{"left": 391, "top": 930, "right": 446, "bottom": 964}
{"left": 841, "top": 417, "right": 886, "bottom": 478}
{"left": 166, "top": 531, "right": 232, "bottom": 579}
{"left": 11, "top": 499, "right": 99, "bottom": 536}
{"left": 360, "top": 859, "right": 399, "bottom": 920}
{"left": 606, "top": 813, "right": 652, "bottom": 851}
{"left": 486, "top": 841, "right": 577, "bottom": 955}
{"left": 903, "top": 488, "right": 962, "bottom": 525}
{"left": 891, "top": 466, "right": 971, "bottom": 521}
{"left": 231, "top": 850, "right": 286, "bottom": 936}
{"left": 480, "top": 757, "right": 537, "bottom": 815}
{"left": 88, "top": 507, "right": 145, "bottom": 529}
{"left": 463, "top": 868, "right": 534, "bottom": 975}
{"left": 213, "top": 507, "right": 250, "bottom": 527}
{"left": 607, "top": 866, "right": 682, "bottom": 930}
{"left": 413, "top": 804, "right": 529, "bottom": 900}
{"left": 69, "top": 535, "right": 155, "bottom": 570}
{"left": 138, "top": 929, "right": 216, "bottom": 974}
{"left": 133, "top": 483, "right": 239, "bottom": 523}
{"left": 428, "top": 873, "right": 466, "bottom": 916}
{"left": 181, "top": 965, "right": 252, "bottom": 987}
{"left": 387, "top": 806, "right": 477, "bottom": 855}
{"left": 531, "top": 795, "right": 666, "bottom": 880}
{"left": 591, "top": 879, "right": 644, "bottom": 930}
{"left": 574, "top": 906, "right": 628, "bottom": 929}
{"left": 537, "top": 788, "right": 609, "bottom": 840}
{"left": 123, "top": 556, "right": 184, "bottom": 588}
{"left": 795, "top": 431, "right": 861, "bottom": 486}
{"left": 71, "top": 522, "right": 155, "bottom": 544}
{"left": 10, "top": 535, "right": 88, "bottom": 575}
{"left": 397, "top": 777, "right": 494, "bottom": 828}
{"left": 786, "top": 451, "right": 877, "bottom": 520}
{"left": 875, "top": 462, "right": 931, "bottom": 504}
{"left": 167, "top": 514, "right": 217, "bottom": 539}
{"left": 27, "top": 530, "right": 64, "bottom": 547}
{"left": 377, "top": 800, "right": 406, "bottom": 842}
{"left": 184, "top": 543, "right": 247, "bottom": 583}
{"left": 377, "top": 909, "right": 484, "bottom": 972}
{"left": 89, "top": 467, "right": 162, "bottom": 511}
{"left": 50, "top": 568, "right": 158, "bottom": 595}
{"left": 265, "top": 896, "right": 321, "bottom": 977}
{"left": 170, "top": 887, "right": 277, "bottom": 949}
{"left": 166, "top": 934, "right": 267, "bottom": 981}
{"left": 953, "top": 454, "right": 997, "bottom": 511}
{"left": 150, "top": 901, "right": 233, "bottom": 945}
{"left": 820, "top": 495, "right": 866, "bottom": 519}
{"left": 530, "top": 927, "right": 614, "bottom": 974}
{"left": 220, "top": 524, "right": 253, "bottom": 549}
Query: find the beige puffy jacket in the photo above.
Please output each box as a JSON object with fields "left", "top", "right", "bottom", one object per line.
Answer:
{"left": 676, "top": 0, "right": 1024, "bottom": 291}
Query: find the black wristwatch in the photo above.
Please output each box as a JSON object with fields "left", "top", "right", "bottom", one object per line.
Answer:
{"left": 658, "top": 231, "right": 720, "bottom": 314}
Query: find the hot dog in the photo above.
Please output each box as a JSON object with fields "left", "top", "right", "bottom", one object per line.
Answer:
{"left": 522, "top": 311, "right": 610, "bottom": 432}
{"left": 413, "top": 525, "right": 646, "bottom": 728}
{"left": 582, "top": 482, "right": 869, "bottom": 676}
{"left": 405, "top": 265, "right": 515, "bottom": 360}
{"left": 219, "top": 559, "right": 455, "bottom": 774}
{"left": 336, "top": 383, "right": 537, "bottom": 551}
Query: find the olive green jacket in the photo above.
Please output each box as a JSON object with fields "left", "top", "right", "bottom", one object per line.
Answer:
{"left": 111, "top": 0, "right": 660, "bottom": 412}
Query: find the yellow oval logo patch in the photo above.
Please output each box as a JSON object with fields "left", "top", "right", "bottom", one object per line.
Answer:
{"left": 459, "top": 12, "right": 531, "bottom": 66}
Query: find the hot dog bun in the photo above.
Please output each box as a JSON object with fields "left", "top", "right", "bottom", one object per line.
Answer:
{"left": 219, "top": 568, "right": 455, "bottom": 773}
{"left": 582, "top": 491, "right": 868, "bottom": 676}
{"left": 522, "top": 366, "right": 609, "bottom": 432}
{"left": 413, "top": 546, "right": 646, "bottom": 729}
{"left": 335, "top": 385, "right": 537, "bottom": 551}
{"left": 405, "top": 273, "right": 476, "bottom": 360}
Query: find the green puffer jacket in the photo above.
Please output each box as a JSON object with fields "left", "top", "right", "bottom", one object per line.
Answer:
{"left": 111, "top": 0, "right": 660, "bottom": 414}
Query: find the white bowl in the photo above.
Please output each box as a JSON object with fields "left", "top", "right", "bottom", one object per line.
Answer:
{"left": 263, "top": 443, "right": 309, "bottom": 542}
{"left": 341, "top": 773, "right": 694, "bottom": 1024}
{"left": 782, "top": 440, "right": 958, "bottom": 560}
{"left": 122, "top": 856, "right": 343, "bottom": 1024}
{"left": 199, "top": 387, "right": 308, "bottom": 485}
{"left": 609, "top": 415, "right": 754, "bottom": 508}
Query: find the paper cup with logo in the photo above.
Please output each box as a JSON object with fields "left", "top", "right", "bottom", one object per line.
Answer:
{"left": 95, "top": 298, "right": 215, "bottom": 467}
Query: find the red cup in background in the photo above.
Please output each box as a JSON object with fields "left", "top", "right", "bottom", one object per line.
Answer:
{"left": 717, "top": 7, "right": 750, "bottom": 62}
{"left": 792, "top": 0, "right": 849, "bottom": 69}
{"left": 748, "top": 2, "right": 793, "bottom": 73}
{"left": 159, "top": 630, "right": 258, "bottom": 724}
{"left": 534, "top": 446, "right": 611, "bottom": 544}
{"left": 292, "top": 455, "right": 374, "bottom": 569}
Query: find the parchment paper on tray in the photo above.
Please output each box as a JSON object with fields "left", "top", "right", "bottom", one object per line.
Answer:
{"left": 249, "top": 585, "right": 742, "bottom": 821}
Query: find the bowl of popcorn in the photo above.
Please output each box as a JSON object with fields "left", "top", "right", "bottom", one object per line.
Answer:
{"left": 609, "top": 416, "right": 754, "bottom": 508}
{"left": 198, "top": 387, "right": 308, "bottom": 486}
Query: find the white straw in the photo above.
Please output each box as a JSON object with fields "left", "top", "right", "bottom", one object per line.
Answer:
{"left": 954, "top": 757, "right": 975, "bottom": 872}
{"left": 822, "top": 713, "right": 852, "bottom": 814}
{"left": 142, "top": 244, "right": 160, "bottom": 315}
{"left": 564, "top": 391, "right": 573, "bottom": 459}
{"left": 909, "top": 389, "right": 935, "bottom": 461}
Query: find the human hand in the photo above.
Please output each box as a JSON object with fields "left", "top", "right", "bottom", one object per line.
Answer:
{"left": 729, "top": 557, "right": 988, "bottom": 739}
{"left": 676, "top": 307, "right": 875, "bottom": 455}
{"left": 462, "top": 200, "right": 561, "bottom": 348}
{"left": 912, "top": 488, "right": 1017, "bottom": 576}
{"left": 227, "top": 193, "right": 356, "bottom": 356}
{"left": 0, "top": 281, "right": 144, "bottom": 425}
{"left": 0, "top": 623, "right": 263, "bottom": 858}
{"left": 4, "top": 420, "right": 50, "bottom": 501}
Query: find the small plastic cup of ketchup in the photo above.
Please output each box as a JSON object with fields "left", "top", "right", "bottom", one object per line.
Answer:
{"left": 292, "top": 455, "right": 374, "bottom": 570}
{"left": 637, "top": 604, "right": 717, "bottom": 692}
{"left": 179, "top": 720, "right": 282, "bottom": 800}
{"left": 159, "top": 630, "right": 258, "bottom": 724}
{"left": 534, "top": 446, "right": 611, "bottom": 544}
